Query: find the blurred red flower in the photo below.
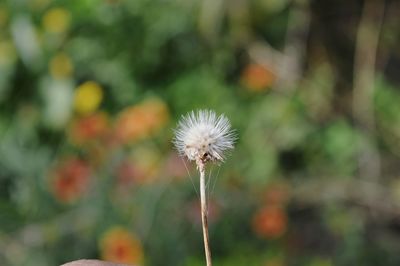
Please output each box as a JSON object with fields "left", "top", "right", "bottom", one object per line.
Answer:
{"left": 252, "top": 206, "right": 287, "bottom": 239}
{"left": 50, "top": 158, "right": 91, "bottom": 203}
{"left": 68, "top": 112, "right": 109, "bottom": 145}
{"left": 99, "top": 227, "right": 144, "bottom": 265}
{"left": 241, "top": 63, "right": 276, "bottom": 92}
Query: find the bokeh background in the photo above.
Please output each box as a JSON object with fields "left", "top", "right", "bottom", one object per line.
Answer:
{"left": 1, "top": 0, "right": 400, "bottom": 265}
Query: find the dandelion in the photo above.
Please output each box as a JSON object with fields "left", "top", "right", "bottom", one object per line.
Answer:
{"left": 173, "top": 109, "right": 236, "bottom": 266}
{"left": 174, "top": 110, "right": 235, "bottom": 164}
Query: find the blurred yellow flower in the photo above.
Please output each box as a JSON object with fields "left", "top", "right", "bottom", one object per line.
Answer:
{"left": 74, "top": 81, "right": 103, "bottom": 115}
{"left": 42, "top": 8, "right": 71, "bottom": 34}
{"left": 100, "top": 227, "right": 144, "bottom": 265}
{"left": 0, "top": 40, "right": 16, "bottom": 66}
{"left": 0, "top": 7, "right": 8, "bottom": 27}
{"left": 49, "top": 52, "right": 73, "bottom": 78}
{"left": 30, "top": 0, "right": 51, "bottom": 10}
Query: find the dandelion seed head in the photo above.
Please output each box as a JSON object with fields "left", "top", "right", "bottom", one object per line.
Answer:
{"left": 173, "top": 110, "right": 236, "bottom": 163}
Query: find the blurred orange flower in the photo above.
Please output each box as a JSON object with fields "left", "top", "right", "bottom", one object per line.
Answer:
{"left": 114, "top": 98, "right": 169, "bottom": 144}
{"left": 100, "top": 227, "right": 144, "bottom": 265}
{"left": 42, "top": 8, "right": 71, "bottom": 34}
{"left": 74, "top": 81, "right": 104, "bottom": 115}
{"left": 241, "top": 63, "right": 276, "bottom": 92}
{"left": 252, "top": 206, "right": 287, "bottom": 239}
{"left": 49, "top": 52, "right": 73, "bottom": 78}
{"left": 69, "top": 112, "right": 109, "bottom": 145}
{"left": 50, "top": 158, "right": 91, "bottom": 203}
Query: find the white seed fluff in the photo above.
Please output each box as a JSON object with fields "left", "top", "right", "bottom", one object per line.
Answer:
{"left": 173, "top": 110, "right": 236, "bottom": 163}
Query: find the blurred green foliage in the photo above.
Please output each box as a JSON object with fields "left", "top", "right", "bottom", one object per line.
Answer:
{"left": 1, "top": 0, "right": 400, "bottom": 265}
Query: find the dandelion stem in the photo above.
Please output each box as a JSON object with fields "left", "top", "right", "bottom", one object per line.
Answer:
{"left": 198, "top": 160, "right": 212, "bottom": 266}
{"left": 174, "top": 109, "right": 235, "bottom": 266}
